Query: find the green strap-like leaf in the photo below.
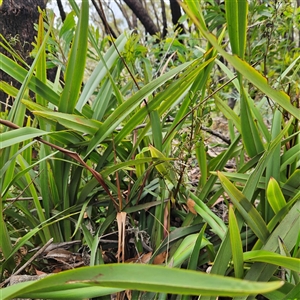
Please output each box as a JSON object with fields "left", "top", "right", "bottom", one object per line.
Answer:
{"left": 0, "top": 128, "right": 49, "bottom": 149}
{"left": 240, "top": 88, "right": 265, "bottom": 157}
{"left": 58, "top": 1, "right": 89, "bottom": 114}
{"left": 218, "top": 172, "right": 270, "bottom": 243}
{"left": 267, "top": 177, "right": 287, "bottom": 214}
{"left": 76, "top": 33, "right": 128, "bottom": 112}
{"left": 1, "top": 264, "right": 283, "bottom": 300}
{"left": 229, "top": 205, "right": 244, "bottom": 278}
{"left": 243, "top": 250, "right": 300, "bottom": 273}
{"left": 180, "top": 2, "right": 299, "bottom": 119}
{"left": 85, "top": 60, "right": 195, "bottom": 158}
{"left": 33, "top": 111, "right": 102, "bottom": 135}
{"left": 225, "top": 0, "right": 248, "bottom": 58}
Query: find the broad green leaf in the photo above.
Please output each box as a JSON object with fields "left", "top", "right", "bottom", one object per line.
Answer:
{"left": 282, "top": 283, "right": 300, "bottom": 300}
{"left": 266, "top": 190, "right": 300, "bottom": 235}
{"left": 280, "top": 144, "right": 300, "bottom": 172}
{"left": 189, "top": 192, "right": 227, "bottom": 239}
{"left": 33, "top": 111, "right": 102, "bottom": 135}
{"left": 213, "top": 171, "right": 295, "bottom": 198}
{"left": 267, "top": 109, "right": 282, "bottom": 176}
{"left": 243, "top": 250, "right": 300, "bottom": 273}
{"left": 169, "top": 233, "right": 211, "bottom": 267}
{"left": 35, "top": 13, "right": 47, "bottom": 110}
{"left": 262, "top": 281, "right": 299, "bottom": 300}
{"left": 27, "top": 286, "right": 122, "bottom": 299}
{"left": 278, "top": 236, "right": 300, "bottom": 284}
{"left": 0, "top": 128, "right": 49, "bottom": 149}
{"left": 0, "top": 55, "right": 61, "bottom": 107}
{"left": 240, "top": 89, "right": 264, "bottom": 157}
{"left": 282, "top": 169, "right": 300, "bottom": 193}
{"left": 151, "top": 110, "right": 163, "bottom": 151}
{"left": 59, "top": 11, "right": 75, "bottom": 37}
{"left": 1, "top": 264, "right": 283, "bottom": 300}
{"left": 0, "top": 81, "right": 19, "bottom": 98}
{"left": 267, "top": 177, "right": 287, "bottom": 214}
{"left": 135, "top": 150, "right": 147, "bottom": 179}
{"left": 225, "top": 0, "right": 248, "bottom": 58}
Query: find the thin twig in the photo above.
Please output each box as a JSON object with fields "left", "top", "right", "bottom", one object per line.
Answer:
{"left": 163, "top": 74, "right": 238, "bottom": 143}
{"left": 4, "top": 197, "right": 43, "bottom": 202}
{"left": 201, "top": 126, "right": 231, "bottom": 145}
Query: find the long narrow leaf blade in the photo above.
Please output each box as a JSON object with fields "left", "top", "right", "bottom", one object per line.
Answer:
{"left": 218, "top": 172, "right": 269, "bottom": 243}
{"left": 58, "top": 1, "right": 88, "bottom": 113}
{"left": 1, "top": 264, "right": 283, "bottom": 299}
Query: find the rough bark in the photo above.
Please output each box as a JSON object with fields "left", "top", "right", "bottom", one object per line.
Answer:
{"left": 123, "top": 0, "right": 159, "bottom": 35}
{"left": 0, "top": 0, "right": 46, "bottom": 110}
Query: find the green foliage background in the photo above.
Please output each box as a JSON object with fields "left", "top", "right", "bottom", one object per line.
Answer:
{"left": 0, "top": 0, "right": 299, "bottom": 299}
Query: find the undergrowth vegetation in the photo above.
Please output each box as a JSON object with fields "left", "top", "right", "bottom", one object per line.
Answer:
{"left": 0, "top": 0, "right": 299, "bottom": 299}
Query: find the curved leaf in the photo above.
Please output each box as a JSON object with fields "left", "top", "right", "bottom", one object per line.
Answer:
{"left": 243, "top": 250, "right": 300, "bottom": 273}
{"left": 0, "top": 128, "right": 49, "bottom": 149}
{"left": 218, "top": 172, "right": 270, "bottom": 243}
{"left": 1, "top": 264, "right": 283, "bottom": 300}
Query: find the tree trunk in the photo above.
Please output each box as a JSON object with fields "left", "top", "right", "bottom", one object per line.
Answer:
{"left": 0, "top": 0, "right": 46, "bottom": 110}
{"left": 160, "top": 0, "right": 167, "bottom": 38}
{"left": 169, "top": 0, "right": 185, "bottom": 33}
{"left": 123, "top": 0, "right": 159, "bottom": 35}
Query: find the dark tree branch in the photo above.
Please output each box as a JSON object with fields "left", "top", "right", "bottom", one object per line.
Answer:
{"left": 91, "top": 0, "right": 117, "bottom": 38}
{"left": 160, "top": 0, "right": 168, "bottom": 37}
{"left": 115, "top": 0, "right": 133, "bottom": 29}
{"left": 56, "top": 0, "right": 66, "bottom": 22}
{"left": 123, "top": 0, "right": 159, "bottom": 35}
{"left": 104, "top": 2, "right": 121, "bottom": 36}
{"left": 169, "top": 0, "right": 185, "bottom": 33}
